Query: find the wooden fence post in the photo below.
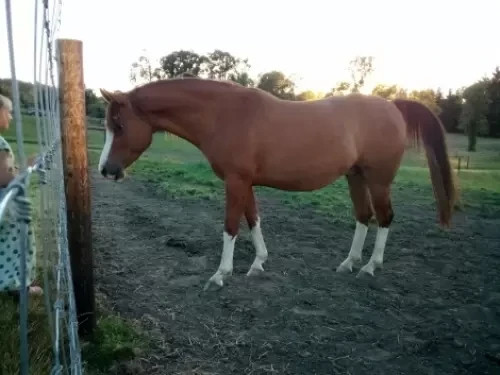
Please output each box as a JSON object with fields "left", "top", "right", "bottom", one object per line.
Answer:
{"left": 57, "top": 38, "right": 95, "bottom": 336}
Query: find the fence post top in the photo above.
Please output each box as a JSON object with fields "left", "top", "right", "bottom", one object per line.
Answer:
{"left": 56, "top": 38, "right": 83, "bottom": 43}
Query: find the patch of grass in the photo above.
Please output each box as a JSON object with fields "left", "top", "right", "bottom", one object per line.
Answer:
{"left": 82, "top": 315, "right": 148, "bottom": 374}
{"left": 0, "top": 295, "right": 52, "bottom": 374}
{"left": 2, "top": 115, "right": 39, "bottom": 144}
{"left": 130, "top": 158, "right": 223, "bottom": 200}
{"left": 3, "top": 114, "right": 107, "bottom": 155}
{"left": 402, "top": 133, "right": 500, "bottom": 171}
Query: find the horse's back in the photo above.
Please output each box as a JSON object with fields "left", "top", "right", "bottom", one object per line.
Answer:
{"left": 258, "top": 93, "right": 407, "bottom": 158}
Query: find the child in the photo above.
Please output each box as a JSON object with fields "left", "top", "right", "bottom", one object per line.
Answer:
{"left": 0, "top": 93, "right": 42, "bottom": 296}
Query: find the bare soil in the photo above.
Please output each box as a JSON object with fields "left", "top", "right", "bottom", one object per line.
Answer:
{"left": 91, "top": 171, "right": 500, "bottom": 375}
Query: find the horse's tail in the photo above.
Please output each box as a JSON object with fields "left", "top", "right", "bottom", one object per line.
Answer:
{"left": 392, "top": 99, "right": 457, "bottom": 227}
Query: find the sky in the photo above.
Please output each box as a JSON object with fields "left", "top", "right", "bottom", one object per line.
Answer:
{"left": 1, "top": 0, "right": 499, "bottom": 96}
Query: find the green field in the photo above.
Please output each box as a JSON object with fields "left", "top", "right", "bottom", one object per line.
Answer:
{"left": 1, "top": 114, "right": 499, "bottom": 374}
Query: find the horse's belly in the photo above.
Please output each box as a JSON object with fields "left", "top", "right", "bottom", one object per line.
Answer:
{"left": 252, "top": 121, "right": 358, "bottom": 190}
{"left": 256, "top": 159, "right": 350, "bottom": 191}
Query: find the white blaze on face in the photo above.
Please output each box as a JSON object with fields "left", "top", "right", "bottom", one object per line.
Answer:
{"left": 98, "top": 128, "right": 114, "bottom": 173}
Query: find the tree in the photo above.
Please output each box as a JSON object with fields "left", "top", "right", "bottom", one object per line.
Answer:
{"left": 349, "top": 56, "right": 374, "bottom": 93}
{"left": 0, "top": 78, "right": 37, "bottom": 108}
{"left": 325, "top": 81, "right": 352, "bottom": 97}
{"left": 296, "top": 90, "right": 319, "bottom": 101}
{"left": 371, "top": 84, "right": 408, "bottom": 99}
{"left": 129, "top": 52, "right": 162, "bottom": 84}
{"left": 325, "top": 56, "right": 374, "bottom": 97}
{"left": 206, "top": 49, "right": 250, "bottom": 81}
{"left": 437, "top": 89, "right": 463, "bottom": 133}
{"left": 257, "top": 71, "right": 296, "bottom": 100}
{"left": 85, "top": 89, "right": 106, "bottom": 118}
{"left": 408, "top": 89, "right": 442, "bottom": 115}
{"left": 228, "top": 71, "right": 255, "bottom": 87}
{"left": 0, "top": 80, "right": 12, "bottom": 98}
{"left": 486, "top": 66, "right": 500, "bottom": 137}
{"left": 459, "top": 79, "right": 491, "bottom": 151}
{"left": 158, "top": 50, "right": 209, "bottom": 78}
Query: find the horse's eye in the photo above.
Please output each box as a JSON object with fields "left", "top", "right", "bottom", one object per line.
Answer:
{"left": 111, "top": 115, "right": 123, "bottom": 133}
{"left": 114, "top": 122, "right": 123, "bottom": 133}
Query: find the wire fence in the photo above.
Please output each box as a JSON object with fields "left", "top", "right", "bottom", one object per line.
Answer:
{"left": 2, "top": 0, "right": 83, "bottom": 374}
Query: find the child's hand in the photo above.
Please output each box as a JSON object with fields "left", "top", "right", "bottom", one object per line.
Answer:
{"left": 27, "top": 154, "right": 38, "bottom": 167}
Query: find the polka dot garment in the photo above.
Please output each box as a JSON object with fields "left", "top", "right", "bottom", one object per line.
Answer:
{"left": 0, "top": 135, "right": 37, "bottom": 292}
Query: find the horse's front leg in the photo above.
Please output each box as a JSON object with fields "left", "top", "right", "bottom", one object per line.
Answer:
{"left": 204, "top": 175, "right": 249, "bottom": 290}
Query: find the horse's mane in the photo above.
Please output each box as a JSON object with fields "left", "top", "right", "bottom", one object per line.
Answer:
{"left": 131, "top": 75, "right": 244, "bottom": 95}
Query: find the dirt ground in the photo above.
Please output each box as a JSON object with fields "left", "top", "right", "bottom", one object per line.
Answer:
{"left": 91, "top": 171, "right": 500, "bottom": 375}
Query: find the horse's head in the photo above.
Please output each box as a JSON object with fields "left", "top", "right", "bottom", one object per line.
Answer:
{"left": 98, "top": 88, "right": 153, "bottom": 181}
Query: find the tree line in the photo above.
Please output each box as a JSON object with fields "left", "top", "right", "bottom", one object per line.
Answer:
{"left": 129, "top": 50, "right": 500, "bottom": 151}
{"left": 1, "top": 49, "right": 499, "bottom": 151}
{"left": 0, "top": 78, "right": 106, "bottom": 120}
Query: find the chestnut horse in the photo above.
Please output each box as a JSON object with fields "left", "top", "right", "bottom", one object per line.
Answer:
{"left": 98, "top": 78, "right": 456, "bottom": 290}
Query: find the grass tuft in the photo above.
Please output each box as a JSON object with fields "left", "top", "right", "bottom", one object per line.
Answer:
{"left": 81, "top": 315, "right": 147, "bottom": 374}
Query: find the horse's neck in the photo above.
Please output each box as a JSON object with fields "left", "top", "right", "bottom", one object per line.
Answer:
{"left": 133, "top": 82, "right": 219, "bottom": 147}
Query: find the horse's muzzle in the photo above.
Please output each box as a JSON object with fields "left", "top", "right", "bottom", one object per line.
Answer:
{"left": 100, "top": 162, "right": 124, "bottom": 181}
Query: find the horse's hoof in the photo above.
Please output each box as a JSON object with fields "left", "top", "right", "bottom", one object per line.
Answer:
{"left": 246, "top": 264, "right": 264, "bottom": 277}
{"left": 336, "top": 263, "right": 353, "bottom": 273}
{"left": 336, "top": 257, "right": 359, "bottom": 273}
{"left": 203, "top": 279, "right": 223, "bottom": 292}
{"left": 356, "top": 261, "right": 381, "bottom": 278}
{"left": 203, "top": 270, "right": 229, "bottom": 291}
{"left": 356, "top": 269, "right": 374, "bottom": 278}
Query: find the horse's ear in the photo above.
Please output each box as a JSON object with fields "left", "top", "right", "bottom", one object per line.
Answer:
{"left": 100, "top": 88, "right": 113, "bottom": 103}
{"left": 100, "top": 88, "right": 126, "bottom": 104}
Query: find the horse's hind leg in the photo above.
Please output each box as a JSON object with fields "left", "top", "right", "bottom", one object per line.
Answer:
{"left": 245, "top": 186, "right": 268, "bottom": 276}
{"left": 336, "top": 169, "right": 373, "bottom": 273}
{"left": 357, "top": 180, "right": 394, "bottom": 277}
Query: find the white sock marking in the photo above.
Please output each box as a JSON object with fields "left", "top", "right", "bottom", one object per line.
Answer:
{"left": 336, "top": 221, "right": 368, "bottom": 272}
{"left": 247, "top": 217, "right": 268, "bottom": 276}
{"left": 359, "top": 227, "right": 389, "bottom": 276}
{"left": 98, "top": 128, "right": 114, "bottom": 173}
{"left": 206, "top": 231, "right": 236, "bottom": 288}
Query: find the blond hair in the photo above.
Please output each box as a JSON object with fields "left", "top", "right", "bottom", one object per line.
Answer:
{"left": 0, "top": 94, "right": 13, "bottom": 112}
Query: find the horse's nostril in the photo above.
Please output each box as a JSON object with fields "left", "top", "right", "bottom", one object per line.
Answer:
{"left": 101, "top": 167, "right": 108, "bottom": 177}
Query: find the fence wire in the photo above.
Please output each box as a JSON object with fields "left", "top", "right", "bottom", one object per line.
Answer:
{"left": 2, "top": 0, "right": 83, "bottom": 374}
